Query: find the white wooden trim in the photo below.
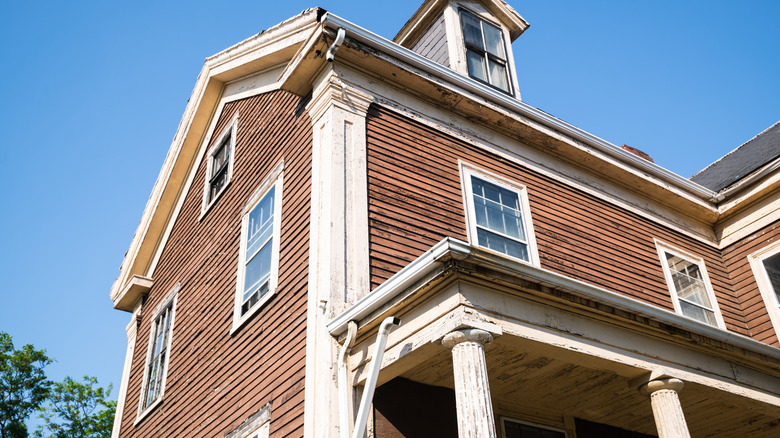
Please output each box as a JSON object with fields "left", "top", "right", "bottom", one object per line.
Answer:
{"left": 135, "top": 284, "right": 179, "bottom": 424}
{"left": 654, "top": 240, "right": 726, "bottom": 329}
{"left": 460, "top": 161, "right": 540, "bottom": 267}
{"left": 201, "top": 111, "right": 239, "bottom": 218}
{"left": 747, "top": 241, "right": 780, "bottom": 337}
{"left": 231, "top": 166, "right": 284, "bottom": 334}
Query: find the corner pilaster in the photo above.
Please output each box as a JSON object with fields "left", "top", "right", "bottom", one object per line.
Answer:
{"left": 304, "top": 67, "right": 375, "bottom": 438}
{"left": 111, "top": 303, "right": 142, "bottom": 438}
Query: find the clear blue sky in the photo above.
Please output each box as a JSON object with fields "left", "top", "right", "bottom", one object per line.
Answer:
{"left": 0, "top": 0, "right": 777, "bottom": 414}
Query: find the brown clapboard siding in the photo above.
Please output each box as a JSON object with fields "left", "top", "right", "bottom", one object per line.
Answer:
{"left": 118, "top": 90, "right": 311, "bottom": 438}
{"left": 366, "top": 104, "right": 749, "bottom": 335}
{"left": 721, "top": 220, "right": 780, "bottom": 345}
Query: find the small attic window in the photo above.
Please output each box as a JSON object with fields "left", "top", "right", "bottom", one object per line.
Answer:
{"left": 460, "top": 9, "right": 511, "bottom": 94}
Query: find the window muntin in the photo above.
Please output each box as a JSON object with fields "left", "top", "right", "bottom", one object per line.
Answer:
{"left": 502, "top": 417, "right": 567, "bottom": 438}
{"left": 462, "top": 166, "right": 537, "bottom": 265}
{"left": 137, "top": 286, "right": 177, "bottom": 420}
{"left": 202, "top": 114, "right": 237, "bottom": 213}
{"left": 241, "top": 185, "right": 276, "bottom": 315}
{"left": 208, "top": 136, "right": 231, "bottom": 202}
{"left": 656, "top": 243, "right": 723, "bottom": 327}
{"left": 461, "top": 10, "right": 511, "bottom": 93}
{"left": 234, "top": 169, "right": 283, "bottom": 331}
{"left": 143, "top": 303, "right": 173, "bottom": 407}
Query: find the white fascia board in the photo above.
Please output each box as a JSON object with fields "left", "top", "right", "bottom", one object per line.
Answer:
{"left": 328, "top": 237, "right": 780, "bottom": 363}
{"left": 110, "top": 10, "right": 320, "bottom": 302}
{"left": 320, "top": 13, "right": 718, "bottom": 206}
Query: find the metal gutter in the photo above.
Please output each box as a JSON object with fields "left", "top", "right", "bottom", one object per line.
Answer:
{"left": 714, "top": 156, "right": 780, "bottom": 202}
{"left": 328, "top": 238, "right": 780, "bottom": 362}
{"left": 319, "top": 13, "right": 718, "bottom": 204}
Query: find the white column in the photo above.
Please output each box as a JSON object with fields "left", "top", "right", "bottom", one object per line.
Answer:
{"left": 304, "top": 67, "right": 374, "bottom": 438}
{"left": 638, "top": 378, "right": 691, "bottom": 438}
{"left": 442, "top": 329, "right": 497, "bottom": 438}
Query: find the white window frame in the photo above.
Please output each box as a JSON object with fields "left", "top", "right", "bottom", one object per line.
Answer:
{"left": 225, "top": 403, "right": 272, "bottom": 438}
{"left": 460, "top": 163, "right": 539, "bottom": 267}
{"left": 232, "top": 162, "right": 284, "bottom": 333}
{"left": 501, "top": 416, "right": 568, "bottom": 438}
{"left": 748, "top": 240, "right": 780, "bottom": 335}
{"left": 459, "top": 7, "right": 513, "bottom": 94}
{"left": 136, "top": 284, "right": 178, "bottom": 423}
{"left": 202, "top": 112, "right": 238, "bottom": 215}
{"left": 655, "top": 241, "right": 725, "bottom": 328}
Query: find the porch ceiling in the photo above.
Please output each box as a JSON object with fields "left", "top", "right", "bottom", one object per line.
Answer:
{"left": 396, "top": 334, "right": 780, "bottom": 437}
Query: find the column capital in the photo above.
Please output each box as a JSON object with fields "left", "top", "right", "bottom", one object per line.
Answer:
{"left": 306, "top": 69, "right": 374, "bottom": 123}
{"left": 638, "top": 378, "right": 685, "bottom": 397}
{"left": 442, "top": 328, "right": 493, "bottom": 350}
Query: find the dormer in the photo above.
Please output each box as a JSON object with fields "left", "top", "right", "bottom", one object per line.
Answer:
{"left": 394, "top": 0, "right": 529, "bottom": 98}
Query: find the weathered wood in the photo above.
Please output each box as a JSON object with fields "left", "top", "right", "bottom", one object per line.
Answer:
{"left": 365, "top": 105, "right": 752, "bottom": 336}
{"left": 442, "top": 329, "right": 498, "bottom": 438}
{"left": 117, "top": 90, "right": 312, "bottom": 438}
{"left": 638, "top": 379, "right": 691, "bottom": 438}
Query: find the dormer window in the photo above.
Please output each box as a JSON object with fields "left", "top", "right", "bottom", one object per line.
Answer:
{"left": 460, "top": 9, "right": 511, "bottom": 93}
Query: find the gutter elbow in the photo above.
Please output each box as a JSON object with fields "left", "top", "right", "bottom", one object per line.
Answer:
{"left": 326, "top": 28, "right": 346, "bottom": 62}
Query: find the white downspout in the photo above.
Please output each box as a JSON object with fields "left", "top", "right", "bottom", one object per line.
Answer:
{"left": 338, "top": 321, "right": 358, "bottom": 438}
{"left": 351, "top": 316, "right": 401, "bottom": 438}
{"left": 326, "top": 28, "right": 346, "bottom": 62}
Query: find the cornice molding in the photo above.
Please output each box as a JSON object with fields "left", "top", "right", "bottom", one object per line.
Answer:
{"left": 306, "top": 69, "right": 375, "bottom": 123}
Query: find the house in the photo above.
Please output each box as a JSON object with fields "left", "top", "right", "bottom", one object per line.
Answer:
{"left": 108, "top": 1, "right": 780, "bottom": 437}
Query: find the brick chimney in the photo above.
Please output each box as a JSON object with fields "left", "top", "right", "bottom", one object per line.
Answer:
{"left": 621, "top": 144, "right": 654, "bottom": 163}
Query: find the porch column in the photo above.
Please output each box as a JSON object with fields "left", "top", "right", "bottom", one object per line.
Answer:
{"left": 638, "top": 378, "right": 690, "bottom": 438}
{"left": 442, "top": 329, "right": 497, "bottom": 438}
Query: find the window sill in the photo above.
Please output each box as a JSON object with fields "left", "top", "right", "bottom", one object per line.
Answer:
{"left": 199, "top": 180, "right": 232, "bottom": 222}
{"left": 229, "top": 290, "right": 275, "bottom": 336}
{"left": 134, "top": 396, "right": 163, "bottom": 427}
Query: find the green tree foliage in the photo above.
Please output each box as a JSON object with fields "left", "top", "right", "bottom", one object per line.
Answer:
{"left": 34, "top": 376, "right": 115, "bottom": 438}
{"left": 0, "top": 332, "right": 52, "bottom": 438}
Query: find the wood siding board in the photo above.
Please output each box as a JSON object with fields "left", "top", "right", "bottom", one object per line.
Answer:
{"left": 411, "top": 13, "right": 450, "bottom": 67}
{"left": 119, "top": 90, "right": 311, "bottom": 438}
{"left": 365, "top": 105, "right": 754, "bottom": 337}
{"left": 720, "top": 220, "right": 780, "bottom": 345}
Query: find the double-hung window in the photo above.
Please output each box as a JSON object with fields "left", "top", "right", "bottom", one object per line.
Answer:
{"left": 656, "top": 242, "right": 724, "bottom": 328}
{"left": 461, "top": 9, "right": 511, "bottom": 94}
{"left": 462, "top": 165, "right": 537, "bottom": 265}
{"left": 748, "top": 243, "right": 780, "bottom": 334}
{"left": 234, "top": 166, "right": 283, "bottom": 331}
{"left": 202, "top": 114, "right": 237, "bottom": 213}
{"left": 138, "top": 285, "right": 177, "bottom": 419}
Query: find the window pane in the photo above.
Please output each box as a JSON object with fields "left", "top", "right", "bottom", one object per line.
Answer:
{"left": 461, "top": 13, "right": 484, "bottom": 49}
{"left": 471, "top": 176, "right": 530, "bottom": 261}
{"left": 488, "top": 58, "right": 510, "bottom": 92}
{"left": 477, "top": 228, "right": 528, "bottom": 261}
{"left": 680, "top": 300, "right": 717, "bottom": 325}
{"left": 144, "top": 304, "right": 173, "bottom": 408}
{"left": 482, "top": 22, "right": 505, "bottom": 59}
{"left": 246, "top": 188, "right": 275, "bottom": 259}
{"left": 244, "top": 242, "right": 272, "bottom": 301}
{"left": 472, "top": 177, "right": 525, "bottom": 241}
{"left": 474, "top": 196, "right": 488, "bottom": 228}
{"left": 211, "top": 139, "right": 230, "bottom": 179}
{"left": 466, "top": 50, "right": 488, "bottom": 82}
{"left": 666, "top": 253, "right": 712, "bottom": 308}
{"left": 762, "top": 252, "right": 780, "bottom": 303}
